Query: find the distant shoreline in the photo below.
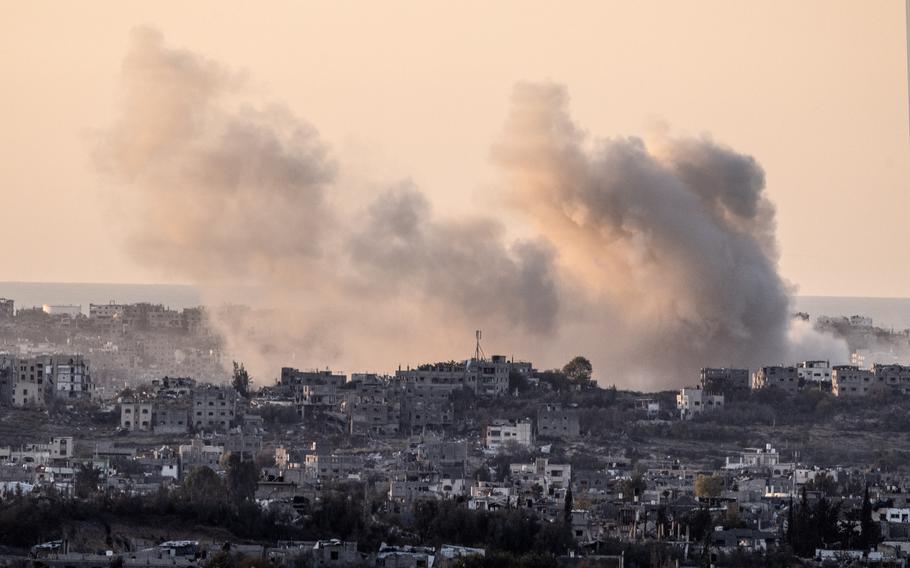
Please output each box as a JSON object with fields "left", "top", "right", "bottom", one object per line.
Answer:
{"left": 2, "top": 281, "right": 910, "bottom": 330}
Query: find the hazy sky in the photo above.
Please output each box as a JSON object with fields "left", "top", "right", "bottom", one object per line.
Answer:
{"left": 2, "top": 1, "right": 907, "bottom": 297}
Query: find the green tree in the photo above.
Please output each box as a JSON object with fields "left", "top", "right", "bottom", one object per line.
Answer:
{"left": 232, "top": 361, "right": 251, "bottom": 398}
{"left": 562, "top": 356, "right": 593, "bottom": 387}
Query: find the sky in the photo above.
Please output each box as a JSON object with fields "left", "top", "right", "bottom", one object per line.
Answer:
{"left": 1, "top": 1, "right": 908, "bottom": 298}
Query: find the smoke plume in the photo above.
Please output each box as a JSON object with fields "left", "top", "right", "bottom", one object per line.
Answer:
{"left": 97, "top": 31, "right": 845, "bottom": 387}
{"left": 97, "top": 29, "right": 560, "bottom": 380}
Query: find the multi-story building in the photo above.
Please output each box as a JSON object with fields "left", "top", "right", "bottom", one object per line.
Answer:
{"left": 700, "top": 368, "right": 750, "bottom": 398}
{"left": 42, "top": 304, "right": 82, "bottom": 318}
{"left": 181, "top": 307, "right": 208, "bottom": 334}
{"left": 12, "top": 355, "right": 54, "bottom": 408}
{"left": 676, "top": 387, "right": 725, "bottom": 419}
{"left": 0, "top": 354, "right": 15, "bottom": 404}
{"left": 396, "top": 355, "right": 530, "bottom": 397}
{"left": 89, "top": 302, "right": 125, "bottom": 323}
{"left": 121, "top": 401, "right": 155, "bottom": 431}
{"left": 751, "top": 366, "right": 799, "bottom": 394}
{"left": 154, "top": 403, "right": 190, "bottom": 434}
{"left": 192, "top": 387, "right": 237, "bottom": 430}
{"left": 400, "top": 384, "right": 453, "bottom": 434}
{"left": 280, "top": 367, "right": 346, "bottom": 388}
{"left": 417, "top": 441, "right": 468, "bottom": 478}
{"left": 485, "top": 419, "right": 533, "bottom": 451}
{"left": 304, "top": 453, "right": 363, "bottom": 480}
{"left": 179, "top": 438, "right": 225, "bottom": 472}
{"left": 832, "top": 365, "right": 874, "bottom": 397}
{"left": 509, "top": 458, "right": 572, "bottom": 494}
{"left": 873, "top": 364, "right": 910, "bottom": 395}
{"left": 0, "top": 298, "right": 13, "bottom": 320}
{"left": 346, "top": 380, "right": 401, "bottom": 436}
{"left": 797, "top": 360, "right": 832, "bottom": 384}
{"left": 537, "top": 403, "right": 580, "bottom": 439}
{"left": 0, "top": 437, "right": 74, "bottom": 464}
{"left": 53, "top": 356, "right": 92, "bottom": 400}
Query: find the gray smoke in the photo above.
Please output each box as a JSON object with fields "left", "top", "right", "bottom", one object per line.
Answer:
{"left": 97, "top": 29, "right": 560, "bottom": 380}
{"left": 494, "top": 83, "right": 844, "bottom": 386}
{"left": 97, "top": 31, "right": 845, "bottom": 387}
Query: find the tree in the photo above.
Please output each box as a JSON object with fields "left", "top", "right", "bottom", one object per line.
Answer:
{"left": 562, "top": 356, "right": 593, "bottom": 387}
{"left": 508, "top": 371, "right": 530, "bottom": 394}
{"left": 183, "top": 466, "right": 225, "bottom": 507}
{"left": 858, "top": 484, "right": 880, "bottom": 550}
{"left": 694, "top": 475, "right": 724, "bottom": 499}
{"left": 75, "top": 464, "right": 101, "bottom": 499}
{"left": 620, "top": 473, "right": 646, "bottom": 501}
{"left": 232, "top": 361, "right": 251, "bottom": 398}
{"left": 222, "top": 452, "right": 259, "bottom": 505}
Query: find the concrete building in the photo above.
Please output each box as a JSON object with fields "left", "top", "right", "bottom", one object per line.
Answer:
{"left": 0, "top": 298, "right": 13, "bottom": 320}
{"left": 676, "top": 387, "right": 724, "bottom": 419}
{"left": 154, "top": 404, "right": 190, "bottom": 434}
{"left": 536, "top": 403, "right": 580, "bottom": 439}
{"left": 797, "top": 360, "right": 832, "bottom": 384}
{"left": 304, "top": 453, "right": 363, "bottom": 480}
{"left": 12, "top": 355, "right": 54, "bottom": 408}
{"left": 192, "top": 386, "right": 237, "bottom": 430}
{"left": 417, "top": 440, "right": 468, "bottom": 477}
{"left": 700, "top": 368, "right": 750, "bottom": 398}
{"left": 280, "top": 367, "right": 346, "bottom": 388}
{"left": 0, "top": 437, "right": 74, "bottom": 464}
{"left": 0, "top": 354, "right": 15, "bottom": 404}
{"left": 509, "top": 458, "right": 572, "bottom": 493}
{"left": 485, "top": 419, "right": 533, "bottom": 451}
{"left": 873, "top": 364, "right": 910, "bottom": 395}
{"left": 832, "top": 365, "right": 874, "bottom": 397}
{"left": 53, "top": 356, "right": 92, "bottom": 400}
{"left": 179, "top": 438, "right": 224, "bottom": 472}
{"left": 42, "top": 304, "right": 82, "bottom": 318}
{"left": 348, "top": 385, "right": 401, "bottom": 437}
{"left": 751, "top": 366, "right": 799, "bottom": 394}
{"left": 396, "top": 355, "right": 530, "bottom": 397}
{"left": 89, "top": 302, "right": 124, "bottom": 322}
{"left": 121, "top": 401, "right": 155, "bottom": 431}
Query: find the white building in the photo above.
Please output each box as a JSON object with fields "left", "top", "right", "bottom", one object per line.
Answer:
{"left": 42, "top": 304, "right": 82, "bottom": 318}
{"left": 676, "top": 387, "right": 724, "bottom": 419}
{"left": 485, "top": 419, "right": 533, "bottom": 451}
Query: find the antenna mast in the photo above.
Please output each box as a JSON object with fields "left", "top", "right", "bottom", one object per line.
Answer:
{"left": 475, "top": 330, "right": 485, "bottom": 361}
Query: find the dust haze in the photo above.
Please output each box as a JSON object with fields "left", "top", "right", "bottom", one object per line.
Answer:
{"left": 96, "top": 29, "right": 846, "bottom": 388}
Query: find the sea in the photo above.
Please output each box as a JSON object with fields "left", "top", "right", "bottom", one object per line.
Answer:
{"left": 1, "top": 282, "right": 910, "bottom": 330}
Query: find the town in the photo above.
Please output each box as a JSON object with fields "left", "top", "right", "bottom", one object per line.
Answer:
{"left": 1, "top": 299, "right": 910, "bottom": 567}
